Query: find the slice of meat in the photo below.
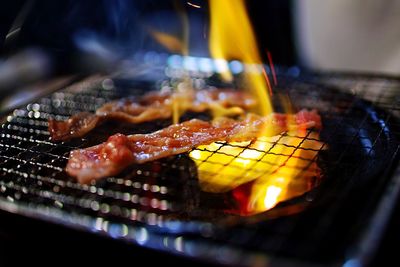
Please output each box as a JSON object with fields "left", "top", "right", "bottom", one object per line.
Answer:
{"left": 66, "top": 110, "right": 321, "bottom": 184}
{"left": 48, "top": 112, "right": 101, "bottom": 141}
{"left": 49, "top": 89, "right": 256, "bottom": 141}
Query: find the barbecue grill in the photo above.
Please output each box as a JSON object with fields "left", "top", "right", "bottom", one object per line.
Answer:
{"left": 0, "top": 68, "right": 399, "bottom": 266}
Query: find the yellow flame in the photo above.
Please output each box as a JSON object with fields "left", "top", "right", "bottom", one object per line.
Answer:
{"left": 209, "top": 0, "right": 272, "bottom": 116}
{"left": 174, "top": 0, "right": 189, "bottom": 56}
{"left": 189, "top": 0, "right": 322, "bottom": 216}
{"left": 150, "top": 0, "right": 189, "bottom": 56}
{"left": 149, "top": 0, "right": 191, "bottom": 124}
{"left": 264, "top": 185, "right": 283, "bottom": 209}
{"left": 189, "top": 131, "right": 324, "bottom": 215}
{"left": 149, "top": 0, "right": 324, "bottom": 215}
{"left": 147, "top": 0, "right": 324, "bottom": 216}
{"left": 149, "top": 30, "right": 186, "bottom": 54}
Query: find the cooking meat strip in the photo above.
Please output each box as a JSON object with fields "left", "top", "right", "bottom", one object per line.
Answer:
{"left": 66, "top": 110, "right": 321, "bottom": 184}
{"left": 49, "top": 89, "right": 256, "bottom": 141}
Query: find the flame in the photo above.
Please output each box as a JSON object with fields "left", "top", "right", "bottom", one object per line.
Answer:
{"left": 188, "top": 0, "right": 325, "bottom": 215}
{"left": 150, "top": 30, "right": 186, "bottom": 54}
{"left": 149, "top": 0, "right": 325, "bottom": 215}
{"left": 151, "top": 0, "right": 273, "bottom": 124}
{"left": 149, "top": 0, "right": 189, "bottom": 56}
{"left": 189, "top": 131, "right": 324, "bottom": 215}
{"left": 209, "top": 0, "right": 273, "bottom": 116}
{"left": 149, "top": 0, "right": 190, "bottom": 124}
{"left": 263, "top": 185, "right": 283, "bottom": 209}
{"left": 189, "top": 0, "right": 314, "bottom": 215}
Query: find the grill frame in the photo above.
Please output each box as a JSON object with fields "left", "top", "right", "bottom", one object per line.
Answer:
{"left": 0, "top": 71, "right": 399, "bottom": 266}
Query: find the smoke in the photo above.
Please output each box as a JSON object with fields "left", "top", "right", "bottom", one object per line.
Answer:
{"left": 70, "top": 0, "right": 209, "bottom": 66}
{"left": 1, "top": 0, "right": 211, "bottom": 75}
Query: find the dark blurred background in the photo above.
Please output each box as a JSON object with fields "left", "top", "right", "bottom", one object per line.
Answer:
{"left": 0, "top": 0, "right": 296, "bottom": 76}
{"left": 2, "top": 0, "right": 400, "bottom": 80}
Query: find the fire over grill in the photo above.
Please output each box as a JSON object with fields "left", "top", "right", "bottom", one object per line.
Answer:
{"left": 0, "top": 72, "right": 399, "bottom": 266}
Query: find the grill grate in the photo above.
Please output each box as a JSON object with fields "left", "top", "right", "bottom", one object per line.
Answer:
{"left": 0, "top": 73, "right": 399, "bottom": 266}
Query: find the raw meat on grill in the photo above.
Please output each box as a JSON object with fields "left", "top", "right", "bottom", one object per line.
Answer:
{"left": 49, "top": 89, "right": 256, "bottom": 141}
{"left": 66, "top": 109, "right": 321, "bottom": 184}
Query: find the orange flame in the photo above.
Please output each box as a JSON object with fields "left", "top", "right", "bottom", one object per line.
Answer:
{"left": 190, "top": 131, "right": 323, "bottom": 215}
{"left": 189, "top": 0, "right": 324, "bottom": 215}
{"left": 150, "top": 0, "right": 324, "bottom": 215}
{"left": 209, "top": 0, "right": 273, "bottom": 116}
{"left": 150, "top": 30, "right": 186, "bottom": 54}
{"left": 149, "top": 0, "right": 191, "bottom": 124}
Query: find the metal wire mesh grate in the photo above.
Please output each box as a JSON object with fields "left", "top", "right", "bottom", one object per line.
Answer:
{"left": 0, "top": 79, "right": 199, "bottom": 226}
{"left": 0, "top": 73, "right": 399, "bottom": 266}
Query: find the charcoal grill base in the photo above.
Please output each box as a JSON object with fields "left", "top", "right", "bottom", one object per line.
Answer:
{"left": 0, "top": 72, "right": 399, "bottom": 266}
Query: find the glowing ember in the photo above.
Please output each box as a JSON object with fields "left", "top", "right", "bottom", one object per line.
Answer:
{"left": 187, "top": 2, "right": 201, "bottom": 9}
{"left": 267, "top": 51, "right": 278, "bottom": 86}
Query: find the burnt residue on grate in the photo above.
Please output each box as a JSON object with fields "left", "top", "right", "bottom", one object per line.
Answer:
{"left": 0, "top": 75, "right": 399, "bottom": 265}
